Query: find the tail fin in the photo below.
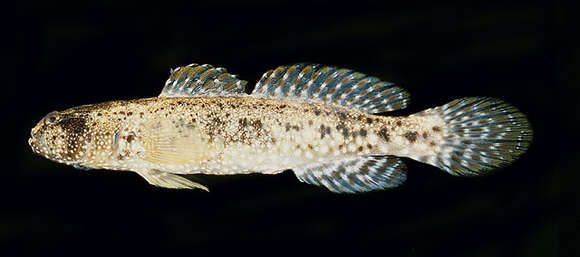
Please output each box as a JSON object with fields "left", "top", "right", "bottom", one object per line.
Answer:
{"left": 414, "top": 97, "right": 532, "bottom": 176}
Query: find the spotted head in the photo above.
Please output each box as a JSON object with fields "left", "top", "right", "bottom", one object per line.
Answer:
{"left": 29, "top": 104, "right": 119, "bottom": 169}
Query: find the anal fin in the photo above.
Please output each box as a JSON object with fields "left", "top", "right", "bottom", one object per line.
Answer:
{"left": 293, "top": 156, "right": 406, "bottom": 193}
{"left": 135, "top": 169, "right": 209, "bottom": 191}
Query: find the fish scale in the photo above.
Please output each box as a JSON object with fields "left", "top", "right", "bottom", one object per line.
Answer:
{"left": 29, "top": 63, "right": 532, "bottom": 193}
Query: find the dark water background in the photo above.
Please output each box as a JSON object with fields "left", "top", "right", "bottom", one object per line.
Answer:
{"left": 5, "top": 1, "right": 576, "bottom": 256}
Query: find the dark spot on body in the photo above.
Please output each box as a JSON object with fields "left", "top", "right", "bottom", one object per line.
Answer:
{"left": 366, "top": 118, "right": 373, "bottom": 124}
{"left": 126, "top": 134, "right": 135, "bottom": 143}
{"left": 378, "top": 128, "right": 390, "bottom": 142}
{"left": 367, "top": 143, "right": 373, "bottom": 149}
{"left": 432, "top": 126, "right": 441, "bottom": 132}
{"left": 359, "top": 129, "right": 367, "bottom": 137}
{"left": 252, "top": 119, "right": 263, "bottom": 129}
{"left": 422, "top": 132, "right": 429, "bottom": 139}
{"left": 337, "top": 112, "right": 348, "bottom": 121}
{"left": 308, "top": 120, "right": 313, "bottom": 126}
{"left": 404, "top": 131, "right": 418, "bottom": 143}
{"left": 308, "top": 144, "right": 314, "bottom": 150}
{"left": 240, "top": 118, "right": 249, "bottom": 127}
{"left": 396, "top": 120, "right": 402, "bottom": 126}
{"left": 319, "top": 125, "right": 331, "bottom": 139}
{"left": 314, "top": 109, "right": 321, "bottom": 116}
{"left": 336, "top": 124, "right": 350, "bottom": 138}
{"left": 213, "top": 117, "right": 223, "bottom": 126}
{"left": 358, "top": 146, "right": 364, "bottom": 152}
{"left": 430, "top": 142, "right": 436, "bottom": 146}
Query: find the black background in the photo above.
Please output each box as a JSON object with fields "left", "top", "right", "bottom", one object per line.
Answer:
{"left": 5, "top": 1, "right": 576, "bottom": 256}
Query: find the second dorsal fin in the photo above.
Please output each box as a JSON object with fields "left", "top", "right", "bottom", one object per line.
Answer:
{"left": 159, "top": 63, "right": 248, "bottom": 97}
{"left": 251, "top": 64, "right": 410, "bottom": 113}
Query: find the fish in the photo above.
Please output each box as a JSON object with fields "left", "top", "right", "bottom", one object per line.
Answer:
{"left": 28, "top": 63, "right": 533, "bottom": 193}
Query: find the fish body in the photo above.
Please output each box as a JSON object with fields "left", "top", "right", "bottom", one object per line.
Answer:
{"left": 29, "top": 63, "right": 532, "bottom": 193}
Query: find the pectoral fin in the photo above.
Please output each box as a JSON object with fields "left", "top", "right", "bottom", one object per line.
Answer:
{"left": 135, "top": 169, "right": 209, "bottom": 191}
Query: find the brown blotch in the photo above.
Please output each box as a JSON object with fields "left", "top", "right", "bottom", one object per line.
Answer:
{"left": 422, "top": 132, "right": 429, "bottom": 139}
{"left": 378, "top": 128, "right": 390, "bottom": 142}
{"left": 252, "top": 119, "right": 263, "bottom": 129}
{"left": 314, "top": 109, "right": 321, "bottom": 116}
{"left": 367, "top": 143, "right": 373, "bottom": 149}
{"left": 338, "top": 144, "right": 344, "bottom": 150}
{"left": 240, "top": 118, "right": 249, "bottom": 127}
{"left": 126, "top": 134, "right": 135, "bottom": 143}
{"left": 319, "top": 125, "right": 331, "bottom": 139}
{"left": 307, "top": 144, "right": 314, "bottom": 150}
{"left": 430, "top": 141, "right": 437, "bottom": 146}
{"left": 366, "top": 117, "right": 373, "bottom": 124}
{"left": 404, "top": 131, "right": 418, "bottom": 143}
{"left": 336, "top": 124, "right": 350, "bottom": 138}
{"left": 308, "top": 120, "right": 313, "bottom": 126}
{"left": 396, "top": 120, "right": 402, "bottom": 126}
{"left": 337, "top": 112, "right": 348, "bottom": 121}
{"left": 358, "top": 146, "right": 364, "bottom": 152}
{"left": 213, "top": 117, "right": 223, "bottom": 126}
{"left": 432, "top": 126, "right": 441, "bottom": 132}
{"left": 359, "top": 129, "right": 367, "bottom": 137}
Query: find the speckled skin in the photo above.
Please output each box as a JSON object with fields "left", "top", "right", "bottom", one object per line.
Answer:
{"left": 29, "top": 95, "right": 445, "bottom": 176}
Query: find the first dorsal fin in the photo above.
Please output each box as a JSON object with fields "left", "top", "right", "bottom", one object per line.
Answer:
{"left": 251, "top": 64, "right": 410, "bottom": 113}
{"left": 159, "top": 63, "right": 248, "bottom": 97}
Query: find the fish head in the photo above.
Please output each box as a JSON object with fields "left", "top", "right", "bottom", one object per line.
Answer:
{"left": 29, "top": 107, "right": 101, "bottom": 167}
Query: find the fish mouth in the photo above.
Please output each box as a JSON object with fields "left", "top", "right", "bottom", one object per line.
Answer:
{"left": 28, "top": 130, "right": 43, "bottom": 154}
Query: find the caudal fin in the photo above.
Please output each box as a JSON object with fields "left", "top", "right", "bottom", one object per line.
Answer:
{"left": 415, "top": 97, "right": 532, "bottom": 176}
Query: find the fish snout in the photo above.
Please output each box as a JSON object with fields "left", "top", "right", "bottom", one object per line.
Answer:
{"left": 29, "top": 127, "right": 45, "bottom": 154}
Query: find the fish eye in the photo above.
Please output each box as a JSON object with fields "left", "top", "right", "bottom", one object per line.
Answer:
{"left": 44, "top": 112, "right": 60, "bottom": 125}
